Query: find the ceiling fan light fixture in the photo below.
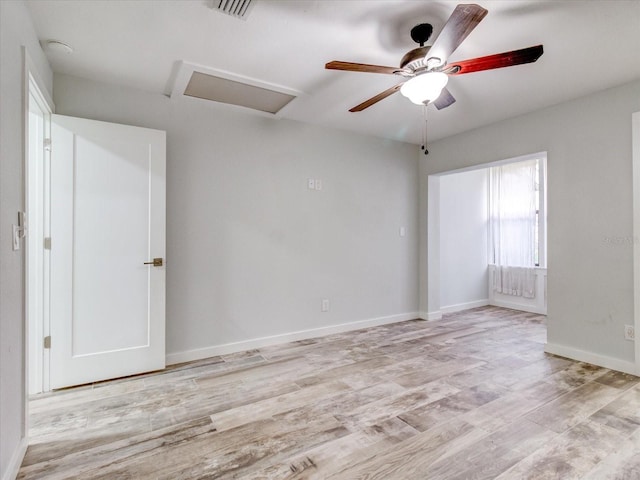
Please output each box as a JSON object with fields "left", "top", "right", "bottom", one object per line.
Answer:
{"left": 400, "top": 72, "right": 448, "bottom": 105}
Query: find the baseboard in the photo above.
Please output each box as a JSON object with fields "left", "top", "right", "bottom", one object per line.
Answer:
{"left": 545, "top": 342, "right": 637, "bottom": 375}
{"left": 2, "top": 436, "right": 27, "bottom": 480}
{"left": 441, "top": 300, "right": 489, "bottom": 314}
{"left": 423, "top": 311, "right": 442, "bottom": 321}
{"left": 489, "top": 299, "right": 546, "bottom": 315}
{"left": 166, "top": 312, "right": 420, "bottom": 365}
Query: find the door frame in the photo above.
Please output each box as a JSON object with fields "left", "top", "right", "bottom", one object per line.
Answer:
{"left": 632, "top": 111, "right": 640, "bottom": 375}
{"left": 24, "top": 47, "right": 54, "bottom": 409}
{"left": 425, "top": 151, "right": 548, "bottom": 318}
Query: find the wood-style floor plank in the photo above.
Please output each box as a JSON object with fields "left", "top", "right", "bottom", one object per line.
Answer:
{"left": 19, "top": 306, "right": 640, "bottom": 479}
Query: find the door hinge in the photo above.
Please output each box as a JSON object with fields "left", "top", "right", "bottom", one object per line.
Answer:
{"left": 44, "top": 237, "right": 51, "bottom": 250}
{"left": 44, "top": 138, "right": 52, "bottom": 152}
{"left": 44, "top": 336, "right": 51, "bottom": 349}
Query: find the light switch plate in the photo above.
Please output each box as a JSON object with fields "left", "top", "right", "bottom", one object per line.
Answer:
{"left": 321, "top": 299, "right": 330, "bottom": 312}
{"left": 12, "top": 224, "right": 20, "bottom": 251}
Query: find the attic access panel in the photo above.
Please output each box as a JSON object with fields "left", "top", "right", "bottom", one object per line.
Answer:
{"left": 169, "top": 62, "right": 301, "bottom": 117}
{"left": 184, "top": 71, "right": 295, "bottom": 114}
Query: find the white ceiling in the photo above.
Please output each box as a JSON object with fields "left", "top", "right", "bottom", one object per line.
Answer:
{"left": 26, "top": 0, "right": 640, "bottom": 145}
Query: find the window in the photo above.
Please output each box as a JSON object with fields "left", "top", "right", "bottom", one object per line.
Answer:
{"left": 489, "top": 155, "right": 547, "bottom": 297}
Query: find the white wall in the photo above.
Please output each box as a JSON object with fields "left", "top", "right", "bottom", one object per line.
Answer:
{"left": 419, "top": 79, "right": 640, "bottom": 371}
{"left": 439, "top": 168, "right": 488, "bottom": 311}
{"left": 52, "top": 73, "right": 420, "bottom": 361}
{"left": 0, "top": 2, "right": 53, "bottom": 479}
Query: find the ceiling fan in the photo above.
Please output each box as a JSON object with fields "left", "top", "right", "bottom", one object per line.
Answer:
{"left": 326, "top": 3, "right": 543, "bottom": 113}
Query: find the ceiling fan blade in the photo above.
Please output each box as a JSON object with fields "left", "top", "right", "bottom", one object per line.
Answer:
{"left": 444, "top": 45, "right": 544, "bottom": 75}
{"left": 427, "top": 4, "right": 488, "bottom": 65}
{"left": 326, "top": 61, "right": 399, "bottom": 75}
{"left": 434, "top": 87, "right": 456, "bottom": 110}
{"left": 349, "top": 83, "right": 405, "bottom": 112}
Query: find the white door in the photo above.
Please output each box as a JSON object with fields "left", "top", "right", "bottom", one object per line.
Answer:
{"left": 50, "top": 114, "right": 166, "bottom": 389}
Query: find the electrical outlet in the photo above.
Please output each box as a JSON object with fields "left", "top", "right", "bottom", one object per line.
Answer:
{"left": 307, "top": 178, "right": 315, "bottom": 189}
{"left": 321, "top": 299, "right": 330, "bottom": 312}
{"left": 315, "top": 179, "right": 322, "bottom": 191}
{"left": 624, "top": 324, "right": 635, "bottom": 341}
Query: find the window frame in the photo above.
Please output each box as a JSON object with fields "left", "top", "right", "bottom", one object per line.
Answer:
{"left": 487, "top": 153, "right": 547, "bottom": 269}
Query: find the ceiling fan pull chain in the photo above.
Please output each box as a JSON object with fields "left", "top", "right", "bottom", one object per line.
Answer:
{"left": 422, "top": 105, "right": 429, "bottom": 155}
{"left": 421, "top": 105, "right": 425, "bottom": 150}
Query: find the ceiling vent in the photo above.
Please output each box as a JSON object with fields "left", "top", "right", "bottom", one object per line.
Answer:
{"left": 169, "top": 62, "right": 301, "bottom": 117}
{"left": 212, "top": 0, "right": 255, "bottom": 20}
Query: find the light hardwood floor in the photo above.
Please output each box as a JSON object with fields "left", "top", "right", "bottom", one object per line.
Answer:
{"left": 19, "top": 307, "right": 640, "bottom": 479}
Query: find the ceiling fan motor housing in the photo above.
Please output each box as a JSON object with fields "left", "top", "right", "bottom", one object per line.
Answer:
{"left": 400, "top": 46, "right": 430, "bottom": 71}
{"left": 401, "top": 23, "right": 434, "bottom": 72}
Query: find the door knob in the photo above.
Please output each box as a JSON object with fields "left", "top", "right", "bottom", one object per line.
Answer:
{"left": 144, "top": 258, "right": 163, "bottom": 267}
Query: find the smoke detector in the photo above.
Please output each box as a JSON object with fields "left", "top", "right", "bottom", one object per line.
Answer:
{"left": 41, "top": 40, "right": 74, "bottom": 54}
